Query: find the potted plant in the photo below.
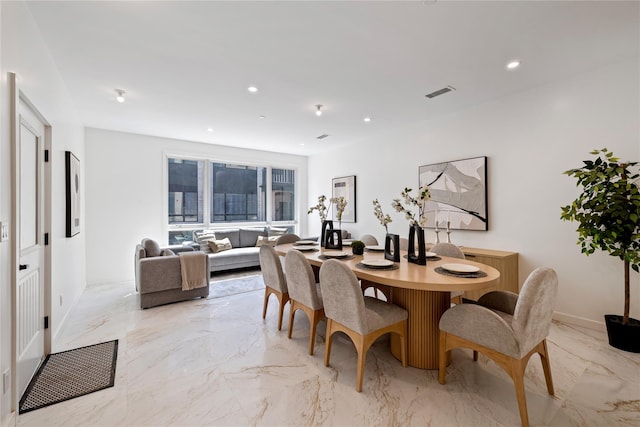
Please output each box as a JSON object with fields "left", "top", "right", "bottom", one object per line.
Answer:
{"left": 351, "top": 240, "right": 365, "bottom": 255}
{"left": 560, "top": 148, "right": 640, "bottom": 352}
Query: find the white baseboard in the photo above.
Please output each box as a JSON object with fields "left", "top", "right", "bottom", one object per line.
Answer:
{"left": 553, "top": 311, "right": 606, "bottom": 332}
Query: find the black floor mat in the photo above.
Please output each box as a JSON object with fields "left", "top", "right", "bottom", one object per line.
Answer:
{"left": 19, "top": 340, "right": 118, "bottom": 414}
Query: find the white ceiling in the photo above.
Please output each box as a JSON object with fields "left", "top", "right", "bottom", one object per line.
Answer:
{"left": 26, "top": 1, "right": 639, "bottom": 156}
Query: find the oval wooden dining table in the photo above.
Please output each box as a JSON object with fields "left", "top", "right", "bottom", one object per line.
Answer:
{"left": 274, "top": 243, "right": 500, "bottom": 369}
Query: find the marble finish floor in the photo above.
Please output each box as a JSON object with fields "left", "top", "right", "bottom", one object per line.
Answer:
{"left": 15, "top": 272, "right": 640, "bottom": 427}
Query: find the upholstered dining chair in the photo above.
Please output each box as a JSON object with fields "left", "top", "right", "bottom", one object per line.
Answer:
{"left": 430, "top": 242, "right": 465, "bottom": 304}
{"left": 259, "top": 244, "right": 289, "bottom": 331}
{"left": 276, "top": 233, "right": 300, "bottom": 245}
{"left": 319, "top": 259, "right": 408, "bottom": 392}
{"left": 284, "top": 250, "right": 325, "bottom": 355}
{"left": 438, "top": 267, "right": 558, "bottom": 427}
{"left": 359, "top": 234, "right": 378, "bottom": 246}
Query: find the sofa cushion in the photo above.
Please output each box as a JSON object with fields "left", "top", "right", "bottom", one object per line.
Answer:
{"left": 256, "top": 235, "right": 279, "bottom": 247}
{"left": 268, "top": 226, "right": 288, "bottom": 237}
{"left": 240, "top": 228, "right": 267, "bottom": 247}
{"left": 162, "top": 249, "right": 176, "bottom": 256}
{"left": 213, "top": 229, "right": 240, "bottom": 248}
{"left": 194, "top": 230, "right": 216, "bottom": 253}
{"left": 208, "top": 246, "right": 259, "bottom": 263}
{"left": 142, "top": 238, "right": 162, "bottom": 257}
{"left": 208, "top": 238, "right": 233, "bottom": 253}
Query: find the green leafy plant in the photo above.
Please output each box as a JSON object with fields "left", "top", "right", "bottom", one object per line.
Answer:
{"left": 560, "top": 148, "right": 640, "bottom": 324}
{"left": 350, "top": 240, "right": 365, "bottom": 255}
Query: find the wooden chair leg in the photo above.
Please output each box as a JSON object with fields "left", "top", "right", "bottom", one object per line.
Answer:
{"left": 308, "top": 309, "right": 323, "bottom": 355}
{"left": 539, "top": 340, "right": 555, "bottom": 395}
{"left": 399, "top": 323, "right": 407, "bottom": 367}
{"left": 510, "top": 358, "right": 530, "bottom": 427}
{"left": 262, "top": 287, "right": 271, "bottom": 319}
{"left": 277, "top": 293, "right": 286, "bottom": 331}
{"left": 356, "top": 341, "right": 366, "bottom": 392}
{"left": 324, "top": 319, "right": 334, "bottom": 367}
{"left": 288, "top": 301, "right": 297, "bottom": 339}
{"left": 438, "top": 331, "right": 447, "bottom": 384}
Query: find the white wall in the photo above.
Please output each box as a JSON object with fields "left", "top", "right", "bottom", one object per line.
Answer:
{"left": 84, "top": 128, "right": 308, "bottom": 286}
{"left": 0, "top": 2, "right": 85, "bottom": 424}
{"left": 308, "top": 58, "right": 640, "bottom": 329}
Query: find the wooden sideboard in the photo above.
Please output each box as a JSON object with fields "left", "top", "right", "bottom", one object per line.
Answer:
{"left": 458, "top": 247, "right": 519, "bottom": 301}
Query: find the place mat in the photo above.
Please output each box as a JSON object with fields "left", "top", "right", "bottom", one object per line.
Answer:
{"left": 19, "top": 340, "right": 118, "bottom": 414}
{"left": 403, "top": 254, "right": 442, "bottom": 261}
{"left": 355, "top": 262, "right": 399, "bottom": 271}
{"left": 434, "top": 266, "right": 487, "bottom": 278}
{"left": 319, "top": 254, "right": 355, "bottom": 261}
{"left": 293, "top": 248, "right": 319, "bottom": 253}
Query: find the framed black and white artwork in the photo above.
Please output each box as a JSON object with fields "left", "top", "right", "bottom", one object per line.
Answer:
{"left": 419, "top": 156, "right": 488, "bottom": 231}
{"left": 65, "top": 151, "right": 81, "bottom": 237}
{"left": 332, "top": 175, "right": 356, "bottom": 223}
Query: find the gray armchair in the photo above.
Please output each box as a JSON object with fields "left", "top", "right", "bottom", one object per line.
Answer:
{"left": 438, "top": 267, "right": 558, "bottom": 427}
{"left": 135, "top": 238, "right": 210, "bottom": 309}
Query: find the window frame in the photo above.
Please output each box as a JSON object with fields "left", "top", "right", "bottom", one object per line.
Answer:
{"left": 164, "top": 153, "right": 298, "bottom": 242}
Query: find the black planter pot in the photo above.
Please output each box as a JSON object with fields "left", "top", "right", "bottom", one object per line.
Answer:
{"left": 604, "top": 314, "right": 640, "bottom": 353}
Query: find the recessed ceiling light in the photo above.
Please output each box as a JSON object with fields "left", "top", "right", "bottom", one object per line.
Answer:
{"left": 207, "top": 128, "right": 213, "bottom": 132}
{"left": 299, "top": 143, "right": 305, "bottom": 146}
{"left": 363, "top": 117, "right": 371, "bottom": 123}
{"left": 248, "top": 86, "right": 258, "bottom": 93}
{"left": 506, "top": 60, "right": 521, "bottom": 70}
{"left": 315, "top": 105, "right": 323, "bottom": 116}
{"left": 115, "top": 89, "right": 125, "bottom": 103}
{"left": 258, "top": 115, "right": 265, "bottom": 119}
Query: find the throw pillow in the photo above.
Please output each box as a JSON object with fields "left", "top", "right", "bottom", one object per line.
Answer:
{"left": 208, "top": 237, "right": 233, "bottom": 253}
{"left": 162, "top": 249, "right": 176, "bottom": 256}
{"left": 142, "top": 238, "right": 162, "bottom": 257}
{"left": 255, "top": 235, "right": 278, "bottom": 247}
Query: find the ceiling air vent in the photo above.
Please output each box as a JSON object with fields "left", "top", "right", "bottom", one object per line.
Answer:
{"left": 425, "top": 85, "right": 456, "bottom": 99}
{"left": 316, "top": 134, "right": 330, "bottom": 140}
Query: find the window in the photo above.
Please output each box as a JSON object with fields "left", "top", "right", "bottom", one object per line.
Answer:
{"left": 167, "top": 157, "right": 296, "bottom": 243}
{"left": 168, "top": 158, "right": 203, "bottom": 224}
{"left": 272, "top": 168, "right": 295, "bottom": 221}
{"left": 210, "top": 163, "right": 266, "bottom": 222}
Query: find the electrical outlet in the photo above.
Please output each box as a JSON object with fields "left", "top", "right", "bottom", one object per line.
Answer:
{"left": 0, "top": 222, "right": 8, "bottom": 242}
{"left": 2, "top": 369, "right": 9, "bottom": 394}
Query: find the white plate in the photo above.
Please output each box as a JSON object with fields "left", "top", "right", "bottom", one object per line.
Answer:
{"left": 294, "top": 246, "right": 317, "bottom": 251}
{"left": 322, "top": 251, "right": 349, "bottom": 258}
{"left": 294, "top": 240, "right": 317, "bottom": 245}
{"left": 425, "top": 251, "right": 438, "bottom": 258}
{"left": 361, "top": 259, "right": 394, "bottom": 267}
{"left": 441, "top": 263, "right": 480, "bottom": 273}
{"left": 365, "top": 245, "right": 385, "bottom": 251}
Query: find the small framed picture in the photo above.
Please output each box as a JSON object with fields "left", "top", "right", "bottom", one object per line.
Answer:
{"left": 65, "top": 151, "right": 81, "bottom": 237}
{"left": 332, "top": 175, "right": 356, "bottom": 223}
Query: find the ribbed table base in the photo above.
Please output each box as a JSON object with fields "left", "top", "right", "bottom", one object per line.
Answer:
{"left": 390, "top": 288, "right": 451, "bottom": 369}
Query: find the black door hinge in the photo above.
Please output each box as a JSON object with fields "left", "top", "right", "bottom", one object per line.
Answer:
{"left": 44, "top": 316, "right": 49, "bottom": 329}
{"left": 44, "top": 150, "right": 49, "bottom": 162}
{"left": 44, "top": 233, "right": 49, "bottom": 246}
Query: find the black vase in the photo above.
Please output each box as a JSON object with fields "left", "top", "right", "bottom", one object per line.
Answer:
{"left": 604, "top": 314, "right": 640, "bottom": 353}
{"left": 324, "top": 229, "right": 343, "bottom": 250}
{"left": 384, "top": 233, "right": 400, "bottom": 262}
{"left": 320, "top": 220, "right": 333, "bottom": 248}
{"left": 407, "top": 224, "right": 426, "bottom": 265}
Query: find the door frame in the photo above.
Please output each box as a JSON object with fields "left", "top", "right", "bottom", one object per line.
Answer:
{"left": 9, "top": 72, "right": 52, "bottom": 412}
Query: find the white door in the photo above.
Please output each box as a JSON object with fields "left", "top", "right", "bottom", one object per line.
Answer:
{"left": 16, "top": 102, "right": 46, "bottom": 399}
